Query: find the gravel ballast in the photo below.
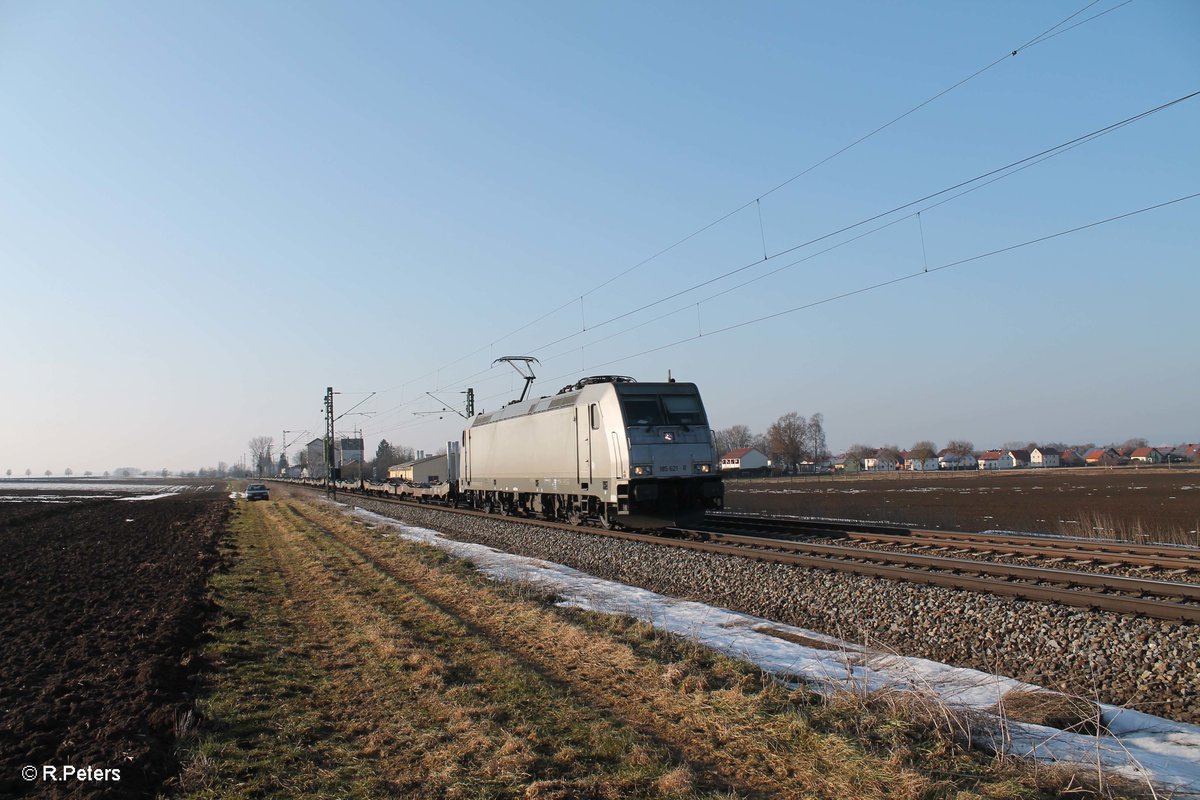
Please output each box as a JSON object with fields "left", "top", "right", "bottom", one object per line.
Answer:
{"left": 338, "top": 494, "right": 1199, "bottom": 724}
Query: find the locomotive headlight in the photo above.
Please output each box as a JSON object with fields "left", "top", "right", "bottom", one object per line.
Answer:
{"left": 694, "top": 463, "right": 711, "bottom": 473}
{"left": 633, "top": 465, "right": 653, "bottom": 476}
{"left": 662, "top": 431, "right": 675, "bottom": 442}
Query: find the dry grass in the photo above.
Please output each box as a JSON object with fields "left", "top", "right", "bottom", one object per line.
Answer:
{"left": 993, "top": 689, "right": 1106, "bottom": 736}
{"left": 171, "top": 493, "right": 1158, "bottom": 799}
{"left": 1055, "top": 509, "right": 1200, "bottom": 547}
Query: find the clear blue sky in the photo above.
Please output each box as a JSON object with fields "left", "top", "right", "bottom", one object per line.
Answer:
{"left": 1, "top": 1, "right": 1197, "bottom": 473}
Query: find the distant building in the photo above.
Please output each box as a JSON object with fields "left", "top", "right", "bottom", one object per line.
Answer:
{"left": 338, "top": 438, "right": 364, "bottom": 468}
{"left": 1006, "top": 449, "right": 1031, "bottom": 469}
{"left": 977, "top": 450, "right": 1005, "bottom": 470}
{"left": 1030, "top": 447, "right": 1060, "bottom": 468}
{"left": 937, "top": 449, "right": 977, "bottom": 470}
{"left": 1129, "top": 447, "right": 1163, "bottom": 464}
{"left": 832, "top": 453, "right": 862, "bottom": 473}
{"left": 387, "top": 454, "right": 448, "bottom": 484}
{"left": 1160, "top": 445, "right": 1192, "bottom": 464}
{"left": 719, "top": 447, "right": 769, "bottom": 473}
{"left": 901, "top": 451, "right": 939, "bottom": 471}
{"left": 1084, "top": 447, "right": 1122, "bottom": 466}
{"left": 306, "top": 438, "right": 327, "bottom": 479}
{"left": 1060, "top": 448, "right": 1084, "bottom": 467}
{"left": 863, "top": 451, "right": 898, "bottom": 471}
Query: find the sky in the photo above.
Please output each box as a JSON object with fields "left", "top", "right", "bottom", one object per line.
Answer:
{"left": 1, "top": 0, "right": 1197, "bottom": 474}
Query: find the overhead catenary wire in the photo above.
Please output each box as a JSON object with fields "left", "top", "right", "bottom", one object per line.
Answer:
{"left": 354, "top": 0, "right": 1131, "bottom": 419}
{"left": 517, "top": 90, "right": 1198, "bottom": 357}
{"left": 578, "top": 0, "right": 1124, "bottom": 299}
{"left": 583, "top": 192, "right": 1200, "bottom": 374}
{"left": 368, "top": 192, "right": 1196, "bottom": 439}
{"left": 366, "top": 85, "right": 1190, "bottom": 437}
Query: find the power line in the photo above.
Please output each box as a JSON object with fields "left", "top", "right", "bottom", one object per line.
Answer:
{"left": 518, "top": 90, "right": 1197, "bottom": 357}
{"left": 591, "top": 192, "right": 1200, "bottom": 367}
{"left": 356, "top": 1, "right": 1130, "bottom": 416}
{"left": 372, "top": 191, "right": 1196, "bottom": 439}
{"left": 574, "top": 0, "right": 1126, "bottom": 299}
{"left": 365, "top": 83, "right": 1193, "bottom": 438}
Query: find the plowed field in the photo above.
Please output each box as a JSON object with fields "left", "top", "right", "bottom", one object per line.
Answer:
{"left": 726, "top": 467, "right": 1200, "bottom": 543}
{"left": 0, "top": 491, "right": 229, "bottom": 798}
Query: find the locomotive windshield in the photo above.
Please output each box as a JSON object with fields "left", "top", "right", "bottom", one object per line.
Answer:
{"left": 662, "top": 394, "right": 704, "bottom": 426}
{"left": 619, "top": 392, "right": 706, "bottom": 428}
{"left": 621, "top": 397, "right": 665, "bottom": 426}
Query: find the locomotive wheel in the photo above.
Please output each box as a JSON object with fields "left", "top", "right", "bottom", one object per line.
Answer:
{"left": 597, "top": 506, "right": 616, "bottom": 529}
{"left": 567, "top": 510, "right": 584, "bottom": 526}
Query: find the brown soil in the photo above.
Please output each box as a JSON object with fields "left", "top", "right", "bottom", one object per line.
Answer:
{"left": 726, "top": 467, "right": 1200, "bottom": 543}
{"left": 0, "top": 491, "right": 229, "bottom": 798}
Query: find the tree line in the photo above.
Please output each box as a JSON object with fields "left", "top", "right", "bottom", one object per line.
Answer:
{"left": 713, "top": 412, "right": 829, "bottom": 471}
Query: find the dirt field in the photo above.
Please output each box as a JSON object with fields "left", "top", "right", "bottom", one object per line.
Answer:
{"left": 725, "top": 467, "right": 1200, "bottom": 543}
{"left": 0, "top": 490, "right": 228, "bottom": 798}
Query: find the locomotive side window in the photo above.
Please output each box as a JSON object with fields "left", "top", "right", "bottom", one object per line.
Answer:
{"left": 590, "top": 403, "right": 600, "bottom": 430}
{"left": 662, "top": 394, "right": 705, "bottom": 426}
{"left": 620, "top": 397, "right": 665, "bottom": 426}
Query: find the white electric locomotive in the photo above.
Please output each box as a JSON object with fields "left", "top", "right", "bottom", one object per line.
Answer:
{"left": 460, "top": 376, "right": 723, "bottom": 528}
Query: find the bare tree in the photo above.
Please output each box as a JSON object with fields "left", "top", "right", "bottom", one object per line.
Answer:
{"left": 847, "top": 444, "right": 875, "bottom": 462}
{"left": 767, "top": 412, "right": 808, "bottom": 470}
{"left": 44, "top": 469, "right": 51, "bottom": 477}
{"left": 65, "top": 467, "right": 73, "bottom": 476}
{"left": 910, "top": 441, "right": 938, "bottom": 460}
{"left": 248, "top": 436, "right": 274, "bottom": 477}
{"left": 946, "top": 440, "right": 974, "bottom": 457}
{"left": 5, "top": 469, "right": 9, "bottom": 477}
{"left": 714, "top": 424, "right": 755, "bottom": 457}
{"left": 876, "top": 445, "right": 901, "bottom": 462}
{"left": 25, "top": 468, "right": 31, "bottom": 476}
{"left": 1120, "top": 437, "right": 1149, "bottom": 450}
{"left": 803, "top": 414, "right": 828, "bottom": 463}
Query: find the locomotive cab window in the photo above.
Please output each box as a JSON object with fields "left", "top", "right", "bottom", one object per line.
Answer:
{"left": 589, "top": 403, "right": 600, "bottom": 430}
{"left": 663, "top": 394, "right": 705, "bottom": 427}
{"left": 620, "top": 397, "right": 665, "bottom": 427}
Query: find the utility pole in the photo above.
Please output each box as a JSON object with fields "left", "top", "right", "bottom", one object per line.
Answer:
{"left": 324, "top": 386, "right": 335, "bottom": 500}
{"left": 465, "top": 388, "right": 475, "bottom": 417}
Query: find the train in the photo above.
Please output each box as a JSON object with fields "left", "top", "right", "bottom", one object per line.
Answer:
{"left": 312, "top": 375, "right": 724, "bottom": 529}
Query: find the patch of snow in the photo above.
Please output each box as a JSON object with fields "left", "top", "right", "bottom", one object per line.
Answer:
{"left": 350, "top": 506, "right": 1200, "bottom": 796}
{"left": 0, "top": 494, "right": 123, "bottom": 503}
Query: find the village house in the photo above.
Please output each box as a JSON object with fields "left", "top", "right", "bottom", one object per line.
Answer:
{"left": 1004, "top": 449, "right": 1031, "bottom": 468}
{"left": 719, "top": 447, "right": 770, "bottom": 473}
{"left": 1129, "top": 447, "right": 1163, "bottom": 464}
{"left": 863, "top": 451, "right": 899, "bottom": 471}
{"left": 977, "top": 450, "right": 1005, "bottom": 470}
{"left": 937, "top": 449, "right": 977, "bottom": 470}
{"left": 1059, "top": 448, "right": 1084, "bottom": 467}
{"left": 1084, "top": 447, "right": 1123, "bottom": 466}
{"left": 901, "top": 451, "right": 940, "bottom": 471}
{"left": 1030, "top": 447, "right": 1060, "bottom": 468}
{"left": 387, "top": 453, "right": 449, "bottom": 483}
{"left": 832, "top": 453, "right": 862, "bottom": 473}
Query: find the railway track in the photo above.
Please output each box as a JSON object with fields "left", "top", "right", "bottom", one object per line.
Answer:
{"left": 297, "top": 484, "right": 1200, "bottom": 624}
{"left": 705, "top": 512, "right": 1200, "bottom": 572}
